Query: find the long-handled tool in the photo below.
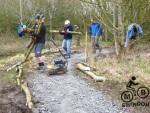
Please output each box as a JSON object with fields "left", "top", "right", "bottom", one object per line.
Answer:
{"left": 50, "top": 38, "right": 67, "bottom": 62}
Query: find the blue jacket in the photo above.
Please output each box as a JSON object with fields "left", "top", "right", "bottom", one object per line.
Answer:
{"left": 63, "top": 24, "right": 74, "bottom": 40}
{"left": 88, "top": 22, "right": 102, "bottom": 37}
{"left": 126, "top": 23, "right": 143, "bottom": 39}
{"left": 124, "top": 23, "right": 143, "bottom": 47}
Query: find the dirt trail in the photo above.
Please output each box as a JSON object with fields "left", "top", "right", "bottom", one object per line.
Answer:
{"left": 28, "top": 50, "right": 128, "bottom": 113}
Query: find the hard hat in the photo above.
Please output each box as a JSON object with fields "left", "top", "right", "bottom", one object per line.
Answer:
{"left": 64, "top": 20, "right": 70, "bottom": 25}
{"left": 23, "top": 25, "right": 27, "bottom": 29}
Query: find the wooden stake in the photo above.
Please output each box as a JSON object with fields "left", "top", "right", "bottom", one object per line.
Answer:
{"left": 85, "top": 31, "right": 88, "bottom": 62}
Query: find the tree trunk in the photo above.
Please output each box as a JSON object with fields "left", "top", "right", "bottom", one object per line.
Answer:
{"left": 113, "top": 0, "right": 124, "bottom": 58}
{"left": 113, "top": 3, "right": 119, "bottom": 56}
{"left": 118, "top": 1, "right": 125, "bottom": 58}
{"left": 104, "top": 27, "right": 108, "bottom": 41}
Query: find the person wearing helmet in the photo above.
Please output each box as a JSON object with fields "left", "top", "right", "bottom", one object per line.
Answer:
{"left": 60, "top": 20, "right": 74, "bottom": 58}
{"left": 31, "top": 13, "right": 46, "bottom": 70}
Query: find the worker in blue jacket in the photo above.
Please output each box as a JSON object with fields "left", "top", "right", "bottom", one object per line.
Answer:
{"left": 88, "top": 18, "right": 103, "bottom": 54}
{"left": 124, "top": 23, "right": 143, "bottom": 48}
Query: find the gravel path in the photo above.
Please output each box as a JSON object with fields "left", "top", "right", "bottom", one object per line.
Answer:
{"left": 28, "top": 53, "right": 127, "bottom": 113}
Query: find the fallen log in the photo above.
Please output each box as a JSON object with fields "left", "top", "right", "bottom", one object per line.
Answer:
{"left": 50, "top": 30, "right": 82, "bottom": 35}
{"left": 16, "top": 66, "right": 23, "bottom": 86}
{"left": 16, "top": 66, "right": 33, "bottom": 109}
{"left": 77, "top": 63, "right": 106, "bottom": 82}
{"left": 81, "top": 62, "right": 97, "bottom": 71}
{"left": 21, "top": 81, "right": 33, "bottom": 109}
{"left": 7, "top": 62, "right": 23, "bottom": 72}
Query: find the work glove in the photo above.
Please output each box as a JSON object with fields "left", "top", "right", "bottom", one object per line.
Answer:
{"left": 22, "top": 25, "right": 27, "bottom": 32}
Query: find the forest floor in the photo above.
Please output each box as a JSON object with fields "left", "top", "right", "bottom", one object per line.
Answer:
{"left": 26, "top": 46, "right": 150, "bottom": 113}
{"left": 0, "top": 35, "right": 32, "bottom": 113}
{"left": 0, "top": 36, "right": 150, "bottom": 113}
{"left": 0, "top": 84, "right": 32, "bottom": 113}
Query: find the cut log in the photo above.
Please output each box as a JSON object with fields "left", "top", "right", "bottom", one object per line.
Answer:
{"left": 77, "top": 63, "right": 106, "bottom": 82}
{"left": 81, "top": 62, "right": 96, "bottom": 71}
{"left": 50, "top": 30, "right": 82, "bottom": 35}
{"left": 15, "top": 66, "right": 33, "bottom": 109}
{"left": 21, "top": 81, "right": 33, "bottom": 109}
{"left": 77, "top": 63, "right": 91, "bottom": 71}
{"left": 16, "top": 66, "right": 23, "bottom": 86}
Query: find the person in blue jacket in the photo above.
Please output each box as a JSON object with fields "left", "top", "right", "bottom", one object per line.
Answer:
{"left": 124, "top": 23, "right": 143, "bottom": 48}
{"left": 88, "top": 18, "right": 103, "bottom": 54}
{"left": 60, "top": 20, "right": 74, "bottom": 58}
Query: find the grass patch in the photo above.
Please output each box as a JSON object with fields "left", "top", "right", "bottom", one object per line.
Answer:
{"left": 92, "top": 50, "right": 150, "bottom": 88}
{"left": 0, "top": 33, "right": 28, "bottom": 57}
{"left": 0, "top": 70, "right": 16, "bottom": 85}
{"left": 101, "top": 40, "right": 113, "bottom": 47}
{"left": 0, "top": 33, "right": 28, "bottom": 84}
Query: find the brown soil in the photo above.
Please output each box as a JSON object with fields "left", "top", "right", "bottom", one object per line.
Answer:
{"left": 0, "top": 82, "right": 32, "bottom": 113}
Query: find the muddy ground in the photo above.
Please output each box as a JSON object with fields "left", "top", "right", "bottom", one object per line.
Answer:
{"left": 0, "top": 83, "right": 32, "bottom": 113}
